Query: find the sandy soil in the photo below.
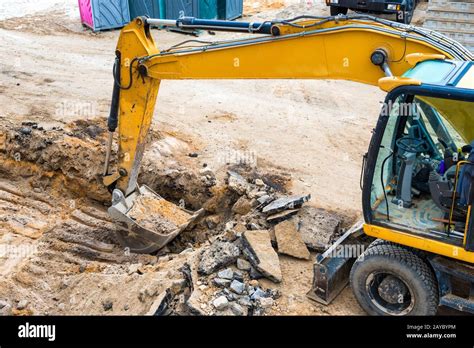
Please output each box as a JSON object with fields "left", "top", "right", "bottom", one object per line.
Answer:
{"left": 0, "top": 0, "right": 431, "bottom": 316}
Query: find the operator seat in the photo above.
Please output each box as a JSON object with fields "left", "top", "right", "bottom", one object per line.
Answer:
{"left": 429, "top": 142, "right": 474, "bottom": 219}
{"left": 458, "top": 149, "right": 474, "bottom": 206}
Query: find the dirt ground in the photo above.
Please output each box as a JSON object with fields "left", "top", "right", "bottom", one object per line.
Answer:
{"left": 0, "top": 0, "right": 430, "bottom": 316}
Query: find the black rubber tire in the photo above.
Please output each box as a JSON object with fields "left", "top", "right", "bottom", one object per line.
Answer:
{"left": 367, "top": 239, "right": 427, "bottom": 259}
{"left": 350, "top": 243, "right": 439, "bottom": 315}
{"left": 330, "top": 6, "right": 348, "bottom": 16}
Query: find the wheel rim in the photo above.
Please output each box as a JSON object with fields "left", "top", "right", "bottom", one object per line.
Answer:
{"left": 365, "top": 271, "right": 416, "bottom": 315}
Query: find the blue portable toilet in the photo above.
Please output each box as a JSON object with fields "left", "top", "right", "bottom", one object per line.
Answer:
{"left": 165, "top": 0, "right": 218, "bottom": 20}
{"left": 129, "top": 0, "right": 163, "bottom": 20}
{"left": 218, "top": 0, "right": 243, "bottom": 20}
{"left": 79, "top": 0, "right": 131, "bottom": 32}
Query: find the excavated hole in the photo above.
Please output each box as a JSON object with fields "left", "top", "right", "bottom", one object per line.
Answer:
{"left": 0, "top": 116, "right": 349, "bottom": 316}
{"left": 0, "top": 117, "right": 291, "bottom": 254}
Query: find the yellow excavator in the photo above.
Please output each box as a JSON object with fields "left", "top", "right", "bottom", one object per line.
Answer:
{"left": 102, "top": 14, "right": 474, "bottom": 315}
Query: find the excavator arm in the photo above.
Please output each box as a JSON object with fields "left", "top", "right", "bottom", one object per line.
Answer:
{"left": 103, "top": 14, "right": 473, "bottom": 253}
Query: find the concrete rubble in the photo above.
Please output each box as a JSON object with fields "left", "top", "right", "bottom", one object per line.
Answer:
{"left": 274, "top": 218, "right": 310, "bottom": 260}
{"left": 297, "top": 206, "right": 342, "bottom": 251}
{"left": 242, "top": 230, "right": 282, "bottom": 283}
{"left": 198, "top": 241, "right": 241, "bottom": 275}
{"left": 262, "top": 194, "right": 311, "bottom": 215}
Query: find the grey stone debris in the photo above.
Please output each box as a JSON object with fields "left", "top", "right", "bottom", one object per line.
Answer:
{"left": 217, "top": 268, "right": 234, "bottom": 280}
{"left": 248, "top": 223, "right": 261, "bottom": 231}
{"left": 236, "top": 258, "right": 251, "bottom": 271}
{"left": 249, "top": 267, "right": 263, "bottom": 280}
{"left": 274, "top": 218, "right": 310, "bottom": 260}
{"left": 213, "top": 278, "right": 231, "bottom": 288}
{"left": 16, "top": 300, "right": 28, "bottom": 310}
{"left": 258, "top": 297, "right": 274, "bottom": 309}
{"left": 230, "top": 302, "right": 247, "bottom": 316}
{"left": 230, "top": 280, "right": 245, "bottom": 295}
{"left": 255, "top": 179, "right": 265, "bottom": 186}
{"left": 233, "top": 270, "right": 244, "bottom": 282}
{"left": 257, "top": 195, "right": 272, "bottom": 205}
{"left": 266, "top": 209, "right": 300, "bottom": 222}
{"left": 227, "top": 171, "right": 249, "bottom": 195}
{"left": 213, "top": 296, "right": 229, "bottom": 311}
{"left": 297, "top": 206, "right": 342, "bottom": 251}
{"left": 242, "top": 230, "right": 282, "bottom": 283}
{"left": 238, "top": 296, "right": 252, "bottom": 307}
{"left": 102, "top": 299, "right": 113, "bottom": 311}
{"left": 198, "top": 241, "right": 241, "bottom": 275}
{"left": 262, "top": 194, "right": 311, "bottom": 215}
{"left": 250, "top": 288, "right": 268, "bottom": 301}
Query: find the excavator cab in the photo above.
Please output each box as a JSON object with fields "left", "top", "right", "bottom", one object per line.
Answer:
{"left": 310, "top": 59, "right": 474, "bottom": 315}
{"left": 364, "top": 61, "right": 474, "bottom": 253}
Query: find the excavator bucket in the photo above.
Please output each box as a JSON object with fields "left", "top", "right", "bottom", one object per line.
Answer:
{"left": 108, "top": 185, "right": 204, "bottom": 254}
{"left": 307, "top": 221, "right": 365, "bottom": 305}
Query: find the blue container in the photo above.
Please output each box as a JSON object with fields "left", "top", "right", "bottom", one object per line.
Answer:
{"left": 129, "top": 0, "right": 162, "bottom": 20}
{"left": 89, "top": 0, "right": 130, "bottom": 31}
{"left": 218, "top": 0, "right": 243, "bottom": 20}
{"left": 165, "top": 0, "right": 218, "bottom": 20}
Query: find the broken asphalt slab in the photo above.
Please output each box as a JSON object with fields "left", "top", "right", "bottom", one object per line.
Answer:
{"left": 241, "top": 230, "right": 282, "bottom": 283}
{"left": 198, "top": 241, "right": 240, "bottom": 275}
{"left": 274, "top": 218, "right": 310, "bottom": 260}
{"left": 297, "top": 206, "right": 342, "bottom": 251}
{"left": 262, "top": 194, "right": 311, "bottom": 215}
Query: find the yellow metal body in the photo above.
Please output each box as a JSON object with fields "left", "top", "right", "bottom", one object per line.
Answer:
{"left": 110, "top": 17, "right": 473, "bottom": 263}
{"left": 364, "top": 224, "right": 474, "bottom": 263}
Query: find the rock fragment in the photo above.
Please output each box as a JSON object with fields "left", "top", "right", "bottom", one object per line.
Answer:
{"left": 257, "top": 195, "right": 272, "bottom": 205}
{"left": 227, "top": 171, "right": 249, "bottom": 195}
{"left": 242, "top": 230, "right": 282, "bottom": 283}
{"left": 230, "top": 302, "right": 247, "bottom": 316}
{"left": 213, "top": 278, "right": 231, "bottom": 288}
{"left": 266, "top": 209, "right": 299, "bottom": 222}
{"left": 232, "top": 196, "right": 253, "bottom": 215}
{"left": 250, "top": 288, "right": 267, "bottom": 301}
{"left": 102, "top": 299, "right": 113, "bottom": 311}
{"left": 217, "top": 268, "right": 234, "bottom": 280}
{"left": 238, "top": 296, "right": 252, "bottom": 307}
{"left": 262, "top": 194, "right": 311, "bottom": 215}
{"left": 198, "top": 241, "right": 240, "bottom": 275}
{"left": 274, "top": 218, "right": 310, "bottom": 260}
{"left": 258, "top": 297, "right": 274, "bottom": 309}
{"left": 16, "top": 300, "right": 28, "bottom": 310}
{"left": 230, "top": 280, "right": 245, "bottom": 295}
{"left": 213, "top": 296, "right": 229, "bottom": 311}
{"left": 236, "top": 258, "right": 251, "bottom": 271}
{"left": 146, "top": 291, "right": 171, "bottom": 316}
{"left": 298, "top": 206, "right": 341, "bottom": 251}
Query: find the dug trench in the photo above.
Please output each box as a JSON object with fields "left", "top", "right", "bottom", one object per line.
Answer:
{"left": 0, "top": 116, "right": 363, "bottom": 316}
